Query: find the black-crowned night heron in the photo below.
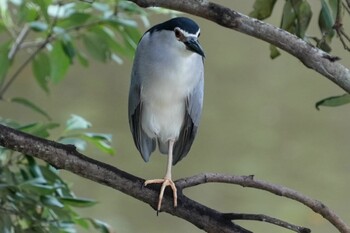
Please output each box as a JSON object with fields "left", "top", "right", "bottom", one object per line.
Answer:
{"left": 128, "top": 17, "right": 205, "bottom": 212}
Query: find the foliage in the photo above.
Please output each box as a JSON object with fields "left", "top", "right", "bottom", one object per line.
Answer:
{"left": 250, "top": 0, "right": 350, "bottom": 107}
{"left": 0, "top": 0, "right": 350, "bottom": 232}
{"left": 0, "top": 115, "right": 114, "bottom": 233}
{"left": 0, "top": 0, "right": 153, "bottom": 232}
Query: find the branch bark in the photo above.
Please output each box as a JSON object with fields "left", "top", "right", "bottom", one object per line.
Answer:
{"left": 0, "top": 123, "right": 347, "bottom": 233}
{"left": 0, "top": 124, "right": 249, "bottom": 233}
{"left": 128, "top": 0, "right": 350, "bottom": 93}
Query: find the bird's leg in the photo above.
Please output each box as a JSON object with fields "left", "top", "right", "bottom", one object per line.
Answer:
{"left": 144, "top": 139, "right": 177, "bottom": 213}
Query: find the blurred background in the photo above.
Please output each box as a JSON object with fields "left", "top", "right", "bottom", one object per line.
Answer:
{"left": 2, "top": 1, "right": 350, "bottom": 232}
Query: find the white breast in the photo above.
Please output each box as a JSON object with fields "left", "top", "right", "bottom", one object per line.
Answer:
{"left": 136, "top": 31, "right": 202, "bottom": 143}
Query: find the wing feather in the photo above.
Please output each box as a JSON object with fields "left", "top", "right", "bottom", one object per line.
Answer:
{"left": 172, "top": 70, "right": 204, "bottom": 165}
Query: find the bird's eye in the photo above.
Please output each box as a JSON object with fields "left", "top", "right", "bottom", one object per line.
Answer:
{"left": 174, "top": 28, "right": 181, "bottom": 39}
{"left": 198, "top": 32, "right": 201, "bottom": 38}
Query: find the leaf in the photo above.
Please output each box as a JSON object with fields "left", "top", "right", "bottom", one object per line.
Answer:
{"left": 11, "top": 97, "right": 52, "bottom": 120}
{"left": 83, "top": 133, "right": 115, "bottom": 155}
{"left": 20, "top": 182, "right": 54, "bottom": 194}
{"left": 296, "top": 1, "right": 312, "bottom": 38}
{"left": 65, "top": 114, "right": 92, "bottom": 131}
{"left": 319, "top": 0, "right": 336, "bottom": 43}
{"left": 41, "top": 195, "right": 64, "bottom": 208}
{"left": 315, "top": 94, "right": 350, "bottom": 110}
{"left": 269, "top": 44, "right": 280, "bottom": 59}
{"left": 61, "top": 38, "right": 75, "bottom": 63}
{"left": 88, "top": 219, "right": 111, "bottom": 233}
{"left": 249, "top": 0, "right": 277, "bottom": 20}
{"left": 82, "top": 31, "right": 110, "bottom": 62}
{"left": 59, "top": 137, "right": 87, "bottom": 151}
{"left": 60, "top": 197, "right": 97, "bottom": 207}
{"left": 57, "top": 12, "right": 91, "bottom": 29}
{"left": 77, "top": 51, "right": 89, "bottom": 67}
{"left": 0, "top": 41, "right": 11, "bottom": 85}
{"left": 50, "top": 41, "right": 70, "bottom": 83}
{"left": 32, "top": 51, "right": 50, "bottom": 93}
{"left": 32, "top": 0, "right": 50, "bottom": 22}
{"left": 29, "top": 21, "right": 49, "bottom": 32}
{"left": 18, "top": 122, "right": 60, "bottom": 138}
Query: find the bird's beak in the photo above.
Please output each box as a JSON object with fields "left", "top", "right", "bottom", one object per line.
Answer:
{"left": 184, "top": 37, "right": 205, "bottom": 58}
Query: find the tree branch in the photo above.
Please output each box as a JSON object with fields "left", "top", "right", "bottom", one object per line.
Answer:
{"left": 0, "top": 123, "right": 344, "bottom": 233}
{"left": 176, "top": 174, "right": 350, "bottom": 233}
{"left": 128, "top": 0, "right": 350, "bottom": 93}
{"left": 0, "top": 124, "right": 250, "bottom": 233}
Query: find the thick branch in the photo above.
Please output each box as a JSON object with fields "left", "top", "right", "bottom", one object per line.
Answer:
{"left": 129, "top": 0, "right": 350, "bottom": 93}
{"left": 0, "top": 124, "right": 249, "bottom": 233}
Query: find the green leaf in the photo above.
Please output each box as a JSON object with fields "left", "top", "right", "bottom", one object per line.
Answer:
{"left": 249, "top": 0, "right": 277, "bottom": 20}
{"left": 319, "top": 0, "right": 336, "bottom": 43}
{"left": 20, "top": 182, "right": 54, "bottom": 194}
{"left": 29, "top": 21, "right": 49, "bottom": 32}
{"left": 315, "top": 94, "right": 350, "bottom": 110}
{"left": 61, "top": 38, "right": 75, "bottom": 63}
{"left": 66, "top": 115, "right": 92, "bottom": 131}
{"left": 296, "top": 1, "right": 312, "bottom": 38}
{"left": 0, "top": 41, "right": 11, "bottom": 86}
{"left": 88, "top": 219, "right": 111, "bottom": 233}
{"left": 59, "top": 137, "right": 87, "bottom": 151}
{"left": 19, "top": 122, "right": 60, "bottom": 138}
{"left": 41, "top": 195, "right": 64, "bottom": 208}
{"left": 32, "top": 51, "right": 50, "bottom": 93}
{"left": 32, "top": 0, "right": 50, "bottom": 22}
{"left": 83, "top": 133, "right": 115, "bottom": 155}
{"left": 11, "top": 97, "right": 52, "bottom": 120}
{"left": 77, "top": 51, "right": 89, "bottom": 67}
{"left": 281, "top": 0, "right": 296, "bottom": 33}
{"left": 50, "top": 41, "right": 70, "bottom": 83}
{"left": 57, "top": 12, "right": 91, "bottom": 29}
{"left": 82, "top": 30, "right": 110, "bottom": 62}
{"left": 269, "top": 44, "right": 280, "bottom": 59}
{"left": 60, "top": 197, "right": 97, "bottom": 207}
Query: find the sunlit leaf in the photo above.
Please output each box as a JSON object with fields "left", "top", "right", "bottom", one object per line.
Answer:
{"left": 32, "top": 51, "right": 50, "bottom": 93}
{"left": 315, "top": 94, "right": 350, "bottom": 110}
{"left": 29, "top": 21, "right": 48, "bottom": 32}
{"left": 249, "top": 0, "right": 277, "bottom": 20}
{"left": 11, "top": 97, "right": 52, "bottom": 120}
{"left": 59, "top": 137, "right": 87, "bottom": 151}
{"left": 50, "top": 41, "right": 70, "bottom": 83}
{"left": 83, "top": 133, "right": 115, "bottom": 155}
{"left": 66, "top": 115, "right": 92, "bottom": 131}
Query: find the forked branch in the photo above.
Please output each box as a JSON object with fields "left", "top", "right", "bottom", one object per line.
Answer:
{"left": 0, "top": 124, "right": 348, "bottom": 233}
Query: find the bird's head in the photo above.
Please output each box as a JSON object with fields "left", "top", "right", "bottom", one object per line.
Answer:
{"left": 149, "top": 17, "right": 205, "bottom": 58}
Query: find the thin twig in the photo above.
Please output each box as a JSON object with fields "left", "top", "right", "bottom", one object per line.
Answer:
{"left": 176, "top": 173, "right": 350, "bottom": 233}
{"left": 8, "top": 24, "right": 30, "bottom": 60}
{"left": 223, "top": 213, "right": 311, "bottom": 233}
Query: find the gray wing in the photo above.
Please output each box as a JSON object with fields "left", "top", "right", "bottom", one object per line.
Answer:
{"left": 172, "top": 69, "right": 204, "bottom": 165}
{"left": 128, "top": 64, "right": 156, "bottom": 162}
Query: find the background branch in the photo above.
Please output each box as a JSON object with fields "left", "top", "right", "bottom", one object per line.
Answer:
{"left": 129, "top": 0, "right": 350, "bottom": 93}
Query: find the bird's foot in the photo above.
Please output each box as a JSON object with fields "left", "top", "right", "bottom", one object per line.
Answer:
{"left": 144, "top": 178, "right": 177, "bottom": 213}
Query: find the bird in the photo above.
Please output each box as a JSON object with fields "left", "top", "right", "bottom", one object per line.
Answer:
{"left": 128, "top": 17, "right": 205, "bottom": 213}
